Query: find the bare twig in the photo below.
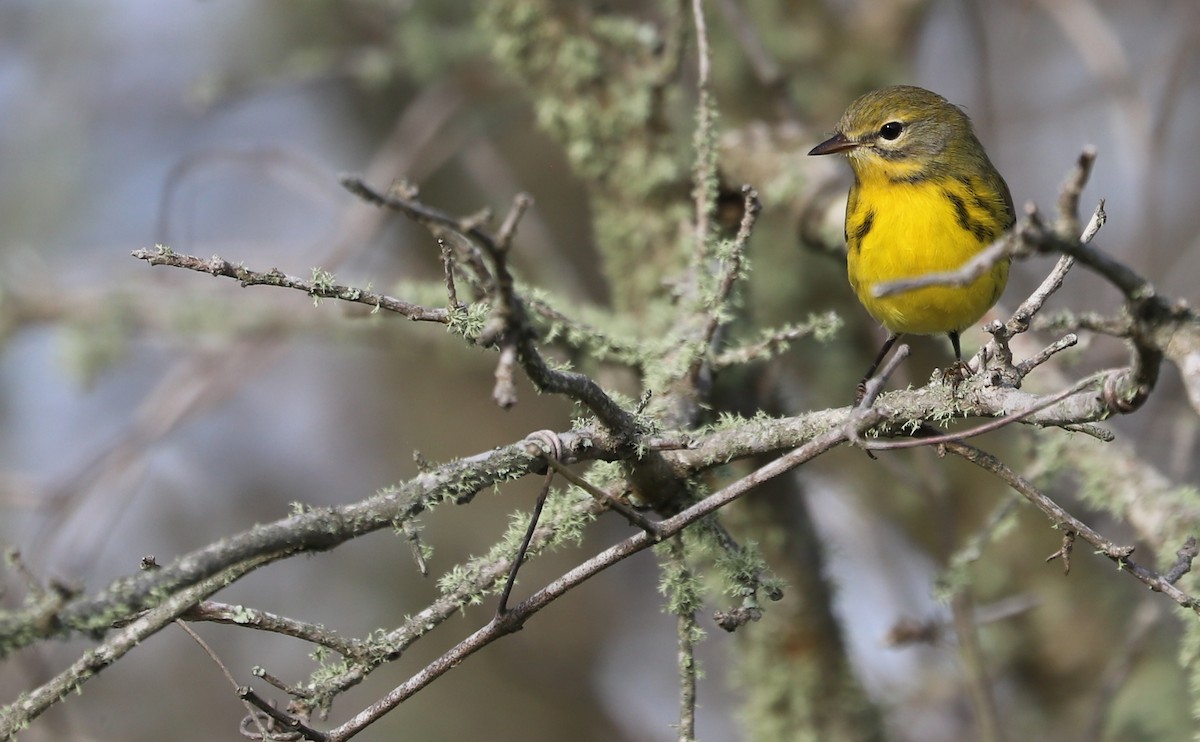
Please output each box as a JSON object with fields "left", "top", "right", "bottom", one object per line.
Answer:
{"left": 951, "top": 591, "right": 1005, "bottom": 742}
{"left": 341, "top": 177, "right": 644, "bottom": 441}
{"left": 1165, "top": 537, "right": 1199, "bottom": 584}
{"left": 1015, "top": 333, "right": 1078, "bottom": 376}
{"left": 399, "top": 518, "right": 429, "bottom": 576}
{"left": 847, "top": 343, "right": 910, "bottom": 458}
{"left": 871, "top": 230, "right": 1020, "bottom": 299}
{"left": 692, "top": 0, "right": 711, "bottom": 93}
{"left": 1021, "top": 209, "right": 1151, "bottom": 307}
{"left": 238, "top": 686, "right": 325, "bottom": 742}
{"left": 692, "top": 186, "right": 762, "bottom": 383}
{"left": 495, "top": 462, "right": 556, "bottom": 616}
{"left": 690, "top": 0, "right": 718, "bottom": 265}
{"left": 182, "top": 602, "right": 361, "bottom": 658}
{"left": 1045, "top": 531, "right": 1076, "bottom": 575}
{"left": 662, "top": 533, "right": 699, "bottom": 742}
{"left": 855, "top": 344, "right": 911, "bottom": 410}
{"left": 438, "top": 239, "right": 460, "bottom": 308}
{"left": 712, "top": 311, "right": 840, "bottom": 368}
{"left": 1008, "top": 201, "right": 1101, "bottom": 332}
{"left": 984, "top": 198, "right": 1103, "bottom": 379}
{"left": 946, "top": 442, "right": 1200, "bottom": 614}
{"left": 1019, "top": 212, "right": 1166, "bottom": 413}
{"left": 495, "top": 193, "right": 534, "bottom": 252}
{"left": 534, "top": 448, "right": 659, "bottom": 533}
{"left": 131, "top": 247, "right": 449, "bottom": 323}
{"left": 176, "top": 619, "right": 278, "bottom": 742}
{"left": 492, "top": 343, "right": 519, "bottom": 409}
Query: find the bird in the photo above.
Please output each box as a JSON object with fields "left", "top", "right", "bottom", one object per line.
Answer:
{"left": 808, "top": 85, "right": 1014, "bottom": 401}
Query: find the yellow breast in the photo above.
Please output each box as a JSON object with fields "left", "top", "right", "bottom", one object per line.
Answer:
{"left": 845, "top": 175, "right": 1009, "bottom": 335}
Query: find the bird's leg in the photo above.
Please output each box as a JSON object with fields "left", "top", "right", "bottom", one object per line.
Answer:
{"left": 856, "top": 333, "right": 901, "bottom": 404}
{"left": 942, "top": 330, "right": 974, "bottom": 393}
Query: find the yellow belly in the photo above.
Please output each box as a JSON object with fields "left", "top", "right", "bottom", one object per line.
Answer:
{"left": 846, "top": 179, "right": 1009, "bottom": 335}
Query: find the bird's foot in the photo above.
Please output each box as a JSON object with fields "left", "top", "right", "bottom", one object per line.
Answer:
{"left": 941, "top": 360, "right": 974, "bottom": 395}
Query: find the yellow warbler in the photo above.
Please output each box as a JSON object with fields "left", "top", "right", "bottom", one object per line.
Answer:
{"left": 809, "top": 85, "right": 1014, "bottom": 397}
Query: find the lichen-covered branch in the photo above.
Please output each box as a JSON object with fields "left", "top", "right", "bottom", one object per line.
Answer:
{"left": 131, "top": 247, "right": 450, "bottom": 323}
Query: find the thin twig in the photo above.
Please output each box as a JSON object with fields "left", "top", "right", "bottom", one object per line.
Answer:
{"left": 1165, "top": 537, "right": 1199, "bottom": 584}
{"left": 176, "top": 619, "right": 279, "bottom": 742}
{"left": 1021, "top": 209, "right": 1151, "bottom": 306}
{"left": 492, "top": 343, "right": 519, "bottom": 409}
{"left": 0, "top": 555, "right": 277, "bottom": 738}
{"left": 945, "top": 442, "right": 1200, "bottom": 615}
{"left": 692, "top": 0, "right": 711, "bottom": 92}
{"left": 131, "top": 248, "right": 449, "bottom": 323}
{"left": 712, "top": 311, "right": 840, "bottom": 368}
{"left": 182, "top": 602, "right": 362, "bottom": 658}
{"left": 856, "top": 344, "right": 911, "bottom": 410}
{"left": 495, "top": 193, "right": 534, "bottom": 252}
{"left": 496, "top": 466, "right": 556, "bottom": 616}
{"left": 692, "top": 186, "right": 762, "bottom": 384}
{"left": 661, "top": 535, "right": 699, "bottom": 742}
{"left": 689, "top": 0, "right": 718, "bottom": 268}
{"left": 438, "top": 239, "right": 460, "bottom": 308}
{"left": 400, "top": 519, "right": 429, "bottom": 577}
{"left": 951, "top": 591, "right": 1005, "bottom": 742}
{"left": 341, "top": 177, "right": 644, "bottom": 440}
{"left": 1015, "top": 333, "right": 1078, "bottom": 376}
{"left": 238, "top": 687, "right": 325, "bottom": 741}
{"left": 535, "top": 451, "right": 659, "bottom": 534}
{"left": 871, "top": 231, "right": 1020, "bottom": 299}
{"left": 1045, "top": 531, "right": 1076, "bottom": 575}
{"left": 997, "top": 199, "right": 1103, "bottom": 340}
{"left": 704, "top": 186, "right": 761, "bottom": 343}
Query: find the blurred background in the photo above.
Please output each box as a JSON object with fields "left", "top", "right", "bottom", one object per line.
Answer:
{"left": 1, "top": 1, "right": 1198, "bottom": 740}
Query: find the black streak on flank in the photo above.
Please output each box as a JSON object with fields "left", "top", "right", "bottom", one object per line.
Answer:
{"left": 945, "top": 190, "right": 971, "bottom": 233}
{"left": 973, "top": 192, "right": 1009, "bottom": 234}
{"left": 852, "top": 209, "right": 875, "bottom": 249}
{"left": 943, "top": 189, "right": 993, "bottom": 241}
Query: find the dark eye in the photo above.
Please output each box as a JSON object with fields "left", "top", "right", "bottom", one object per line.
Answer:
{"left": 879, "top": 121, "right": 904, "bottom": 140}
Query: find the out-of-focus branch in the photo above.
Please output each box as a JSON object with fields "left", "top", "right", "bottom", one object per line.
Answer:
{"left": 0, "top": 553, "right": 275, "bottom": 740}
{"left": 0, "top": 434, "right": 578, "bottom": 659}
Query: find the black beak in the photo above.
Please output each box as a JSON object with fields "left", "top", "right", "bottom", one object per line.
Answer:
{"left": 808, "top": 132, "right": 857, "bottom": 156}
